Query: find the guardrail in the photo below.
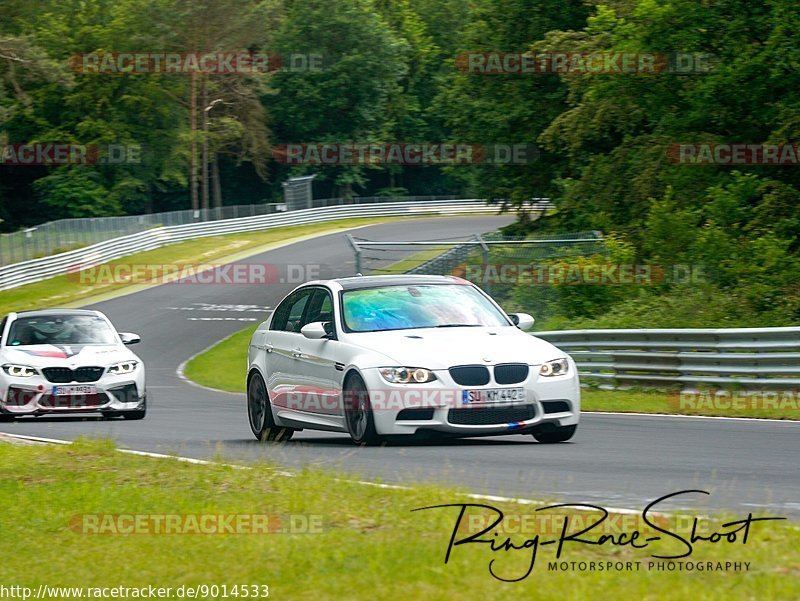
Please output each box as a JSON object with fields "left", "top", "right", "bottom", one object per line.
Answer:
{"left": 405, "top": 231, "right": 605, "bottom": 278}
{"left": 0, "top": 195, "right": 482, "bottom": 267}
{"left": 535, "top": 328, "right": 800, "bottom": 389}
{"left": 0, "top": 199, "right": 491, "bottom": 291}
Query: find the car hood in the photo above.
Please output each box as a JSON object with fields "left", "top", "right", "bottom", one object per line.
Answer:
{"left": 345, "top": 327, "right": 565, "bottom": 369}
{"left": 2, "top": 344, "right": 134, "bottom": 367}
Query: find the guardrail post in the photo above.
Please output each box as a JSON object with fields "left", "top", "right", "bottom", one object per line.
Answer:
{"left": 345, "top": 234, "right": 362, "bottom": 275}
{"left": 475, "top": 234, "right": 491, "bottom": 294}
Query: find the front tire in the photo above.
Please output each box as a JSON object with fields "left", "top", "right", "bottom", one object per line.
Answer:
{"left": 343, "top": 373, "right": 382, "bottom": 446}
{"left": 248, "top": 372, "right": 294, "bottom": 442}
{"left": 122, "top": 408, "right": 146, "bottom": 421}
{"left": 104, "top": 394, "right": 147, "bottom": 420}
{"left": 532, "top": 424, "right": 577, "bottom": 443}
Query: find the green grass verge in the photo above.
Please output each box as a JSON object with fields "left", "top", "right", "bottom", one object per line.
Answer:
{"left": 0, "top": 216, "right": 435, "bottom": 315}
{"left": 186, "top": 327, "right": 798, "bottom": 420}
{"left": 183, "top": 325, "right": 257, "bottom": 392}
{"left": 0, "top": 438, "right": 795, "bottom": 599}
{"left": 580, "top": 388, "right": 800, "bottom": 419}
{"left": 369, "top": 245, "right": 450, "bottom": 275}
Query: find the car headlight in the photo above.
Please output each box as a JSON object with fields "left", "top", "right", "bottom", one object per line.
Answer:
{"left": 379, "top": 367, "right": 437, "bottom": 384}
{"left": 107, "top": 361, "right": 138, "bottom": 375}
{"left": 539, "top": 358, "right": 569, "bottom": 377}
{"left": 2, "top": 364, "right": 38, "bottom": 377}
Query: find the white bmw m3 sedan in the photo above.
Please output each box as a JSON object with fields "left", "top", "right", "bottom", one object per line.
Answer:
{"left": 247, "top": 275, "right": 579, "bottom": 445}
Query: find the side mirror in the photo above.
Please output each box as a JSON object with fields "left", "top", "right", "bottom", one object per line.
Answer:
{"left": 508, "top": 313, "right": 535, "bottom": 331}
{"left": 301, "top": 322, "right": 332, "bottom": 340}
{"left": 120, "top": 332, "right": 141, "bottom": 345}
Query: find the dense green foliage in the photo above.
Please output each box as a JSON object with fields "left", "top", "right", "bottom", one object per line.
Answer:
{"left": 1, "top": 0, "right": 798, "bottom": 324}
{"left": 498, "top": 0, "right": 800, "bottom": 327}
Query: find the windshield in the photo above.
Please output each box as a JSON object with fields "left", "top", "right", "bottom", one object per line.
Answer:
{"left": 6, "top": 315, "right": 118, "bottom": 346}
{"left": 341, "top": 284, "right": 510, "bottom": 333}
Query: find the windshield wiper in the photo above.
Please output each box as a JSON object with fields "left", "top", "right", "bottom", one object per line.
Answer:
{"left": 433, "top": 324, "right": 483, "bottom": 328}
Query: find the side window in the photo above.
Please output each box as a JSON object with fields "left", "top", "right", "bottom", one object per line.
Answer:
{"left": 0, "top": 316, "right": 6, "bottom": 345}
{"left": 302, "top": 289, "right": 334, "bottom": 329}
{"left": 270, "top": 289, "right": 313, "bottom": 332}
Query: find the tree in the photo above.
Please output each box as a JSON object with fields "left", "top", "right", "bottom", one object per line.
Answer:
{"left": 267, "top": 0, "right": 407, "bottom": 198}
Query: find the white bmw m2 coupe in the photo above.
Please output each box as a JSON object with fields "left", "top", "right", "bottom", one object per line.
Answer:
{"left": 0, "top": 309, "right": 146, "bottom": 420}
{"left": 247, "top": 275, "right": 579, "bottom": 445}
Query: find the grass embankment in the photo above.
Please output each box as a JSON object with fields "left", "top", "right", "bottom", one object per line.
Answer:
{"left": 184, "top": 327, "right": 797, "bottom": 419}
{"left": 0, "top": 438, "right": 795, "bottom": 599}
{"left": 579, "top": 388, "right": 798, "bottom": 420}
{"left": 370, "top": 245, "right": 450, "bottom": 275}
{"left": 183, "top": 325, "right": 258, "bottom": 391}
{"left": 0, "top": 216, "right": 436, "bottom": 315}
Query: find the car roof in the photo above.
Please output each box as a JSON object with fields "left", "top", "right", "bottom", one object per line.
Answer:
{"left": 329, "top": 274, "right": 468, "bottom": 290}
{"left": 12, "top": 309, "right": 103, "bottom": 318}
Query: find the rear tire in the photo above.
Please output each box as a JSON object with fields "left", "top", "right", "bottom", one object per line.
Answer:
{"left": 343, "top": 373, "right": 382, "bottom": 446}
{"left": 248, "top": 372, "right": 294, "bottom": 442}
{"left": 0, "top": 414, "right": 14, "bottom": 422}
{"left": 532, "top": 424, "right": 577, "bottom": 443}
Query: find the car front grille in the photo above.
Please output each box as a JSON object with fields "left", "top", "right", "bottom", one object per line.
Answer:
{"left": 449, "top": 365, "right": 490, "bottom": 386}
{"left": 42, "top": 366, "right": 105, "bottom": 383}
{"left": 494, "top": 363, "right": 529, "bottom": 384}
{"left": 448, "top": 405, "right": 535, "bottom": 426}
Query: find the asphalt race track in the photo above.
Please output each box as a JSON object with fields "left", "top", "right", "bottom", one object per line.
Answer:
{"left": 3, "top": 216, "right": 799, "bottom": 518}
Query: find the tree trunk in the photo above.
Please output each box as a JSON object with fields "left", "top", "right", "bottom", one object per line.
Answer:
{"left": 190, "top": 71, "right": 198, "bottom": 215}
{"left": 201, "top": 75, "right": 210, "bottom": 213}
{"left": 212, "top": 153, "right": 222, "bottom": 209}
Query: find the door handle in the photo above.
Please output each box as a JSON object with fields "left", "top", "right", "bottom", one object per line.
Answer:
{"left": 264, "top": 343, "right": 274, "bottom": 353}
{"left": 291, "top": 349, "right": 302, "bottom": 358}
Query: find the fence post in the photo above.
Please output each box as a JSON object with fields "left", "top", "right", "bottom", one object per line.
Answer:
{"left": 475, "top": 234, "right": 491, "bottom": 294}
{"left": 345, "top": 234, "right": 362, "bottom": 275}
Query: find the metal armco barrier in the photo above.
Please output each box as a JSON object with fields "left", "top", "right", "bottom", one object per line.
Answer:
{"left": 0, "top": 199, "right": 489, "bottom": 291}
{"left": 535, "top": 327, "right": 800, "bottom": 389}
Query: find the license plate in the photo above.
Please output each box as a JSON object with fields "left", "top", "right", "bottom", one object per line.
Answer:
{"left": 462, "top": 387, "right": 525, "bottom": 404}
{"left": 53, "top": 385, "right": 97, "bottom": 396}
